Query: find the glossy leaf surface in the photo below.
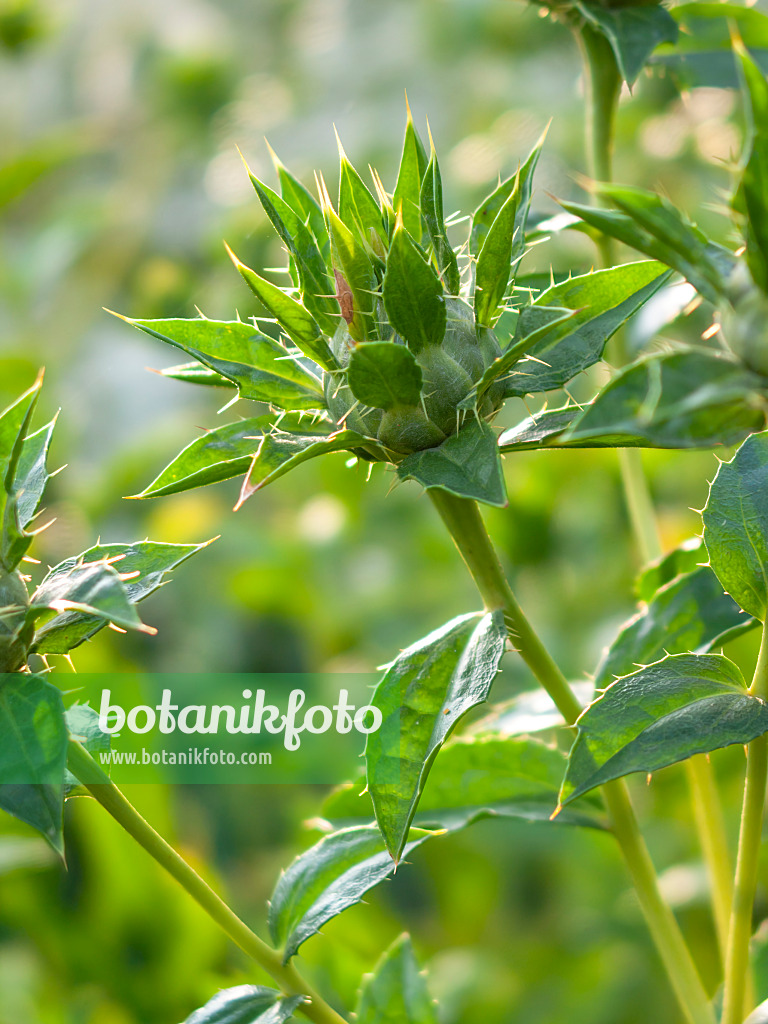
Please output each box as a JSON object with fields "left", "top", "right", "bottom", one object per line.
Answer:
{"left": 268, "top": 825, "right": 433, "bottom": 962}
{"left": 703, "top": 430, "right": 768, "bottom": 621}
{"left": 366, "top": 611, "right": 506, "bottom": 860}
{"left": 184, "top": 986, "right": 304, "bottom": 1024}
{"left": 561, "top": 654, "right": 768, "bottom": 804}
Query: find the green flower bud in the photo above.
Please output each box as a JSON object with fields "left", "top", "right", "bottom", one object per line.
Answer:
{"left": 377, "top": 405, "right": 446, "bottom": 454}
{"left": 0, "top": 568, "right": 33, "bottom": 673}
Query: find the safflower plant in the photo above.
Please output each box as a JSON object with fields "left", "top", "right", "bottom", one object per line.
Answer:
{"left": 9, "top": 11, "right": 768, "bottom": 1024}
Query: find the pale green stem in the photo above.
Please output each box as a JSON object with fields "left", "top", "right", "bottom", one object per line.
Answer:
{"left": 687, "top": 754, "right": 734, "bottom": 965}
{"left": 67, "top": 742, "right": 349, "bottom": 1024}
{"left": 428, "top": 489, "right": 715, "bottom": 1024}
{"left": 721, "top": 622, "right": 768, "bottom": 1024}
{"left": 576, "top": 18, "right": 731, "bottom": 970}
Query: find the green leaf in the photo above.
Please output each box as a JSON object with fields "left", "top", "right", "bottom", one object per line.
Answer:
{"left": 735, "top": 43, "right": 768, "bottom": 293}
{"left": 474, "top": 182, "right": 522, "bottom": 327}
{"left": 575, "top": 2, "right": 678, "bottom": 86}
{"left": 470, "top": 128, "right": 544, "bottom": 258}
{"left": 338, "top": 142, "right": 386, "bottom": 249}
{"left": 64, "top": 704, "right": 110, "bottom": 795}
{"left": 393, "top": 106, "right": 429, "bottom": 240}
{"left": 559, "top": 198, "right": 734, "bottom": 305}
{"left": 498, "top": 407, "right": 581, "bottom": 452}
{"left": 29, "top": 559, "right": 151, "bottom": 636}
{"left": 158, "top": 362, "right": 236, "bottom": 387}
{"left": 595, "top": 567, "right": 755, "bottom": 689}
{"left": 120, "top": 317, "right": 325, "bottom": 411}
{"left": 248, "top": 172, "right": 338, "bottom": 334}
{"left": 397, "top": 418, "right": 507, "bottom": 508}
{"left": 0, "top": 673, "right": 68, "bottom": 854}
{"left": 0, "top": 377, "right": 42, "bottom": 570}
{"left": 226, "top": 246, "right": 335, "bottom": 370}
{"left": 636, "top": 538, "right": 706, "bottom": 603}
{"left": 34, "top": 540, "right": 209, "bottom": 654}
{"left": 237, "top": 428, "right": 381, "bottom": 506}
{"left": 366, "top": 611, "right": 506, "bottom": 861}
{"left": 269, "top": 145, "right": 329, "bottom": 259}
{"left": 347, "top": 342, "right": 423, "bottom": 410}
{"left": 466, "top": 307, "right": 576, "bottom": 409}
{"left": 561, "top": 654, "right": 768, "bottom": 805}
{"left": 326, "top": 204, "right": 378, "bottom": 342}
{"left": 184, "top": 986, "right": 304, "bottom": 1024}
{"left": 134, "top": 416, "right": 321, "bottom": 499}
{"left": 356, "top": 935, "right": 437, "bottom": 1024}
{"left": 13, "top": 417, "right": 56, "bottom": 528}
{"left": 268, "top": 825, "right": 434, "bottom": 962}
{"left": 703, "top": 430, "right": 768, "bottom": 621}
{"left": 383, "top": 223, "right": 446, "bottom": 353}
{"left": 325, "top": 733, "right": 603, "bottom": 831}
{"left": 656, "top": 4, "right": 768, "bottom": 89}
{"left": 420, "top": 146, "right": 460, "bottom": 295}
{"left": 563, "top": 351, "right": 766, "bottom": 449}
{"left": 505, "top": 263, "right": 670, "bottom": 397}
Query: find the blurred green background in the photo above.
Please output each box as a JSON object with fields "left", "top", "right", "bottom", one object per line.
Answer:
{"left": 0, "top": 0, "right": 763, "bottom": 1021}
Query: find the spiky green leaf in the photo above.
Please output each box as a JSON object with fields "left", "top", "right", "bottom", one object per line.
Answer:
{"left": 383, "top": 224, "right": 446, "bottom": 352}
{"left": 561, "top": 654, "right": 768, "bottom": 804}
{"left": 703, "top": 430, "right": 768, "bottom": 621}
{"left": 268, "top": 825, "right": 434, "bottom": 962}
{"left": 563, "top": 350, "right": 766, "bottom": 449}
{"left": 34, "top": 541, "right": 209, "bottom": 654}
{"left": 397, "top": 418, "right": 506, "bottom": 507}
{"left": 575, "top": 2, "right": 678, "bottom": 86}
{"left": 121, "top": 317, "right": 325, "bottom": 411}
{"left": 0, "top": 673, "right": 68, "bottom": 854}
{"left": 366, "top": 611, "right": 506, "bottom": 861}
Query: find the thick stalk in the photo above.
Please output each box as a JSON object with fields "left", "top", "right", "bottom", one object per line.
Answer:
{"left": 67, "top": 742, "right": 348, "bottom": 1024}
{"left": 576, "top": 17, "right": 732, "bottom": 963}
{"left": 429, "top": 488, "right": 715, "bottom": 1024}
{"left": 721, "top": 623, "right": 768, "bottom": 1024}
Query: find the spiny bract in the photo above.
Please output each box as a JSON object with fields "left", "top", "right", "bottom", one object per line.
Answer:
{"left": 234, "top": 112, "right": 539, "bottom": 458}
{"left": 122, "top": 108, "right": 671, "bottom": 509}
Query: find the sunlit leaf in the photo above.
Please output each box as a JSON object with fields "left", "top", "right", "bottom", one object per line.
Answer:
{"left": 366, "top": 611, "right": 506, "bottom": 861}
{"left": 119, "top": 317, "right": 325, "bottom": 411}
{"left": 184, "top": 986, "right": 304, "bottom": 1024}
{"left": 268, "top": 825, "right": 434, "bottom": 962}
{"left": 34, "top": 541, "right": 209, "bottom": 653}
{"left": 563, "top": 350, "right": 765, "bottom": 449}
{"left": 383, "top": 223, "right": 446, "bottom": 353}
{"left": 561, "top": 654, "right": 768, "bottom": 804}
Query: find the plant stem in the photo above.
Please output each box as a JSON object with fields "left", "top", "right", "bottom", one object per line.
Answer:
{"left": 576, "top": 16, "right": 733, "bottom": 969}
{"left": 574, "top": 23, "right": 620, "bottom": 268}
{"left": 429, "top": 488, "right": 715, "bottom": 1024}
{"left": 687, "top": 754, "right": 734, "bottom": 964}
{"left": 67, "top": 742, "right": 348, "bottom": 1024}
{"left": 721, "top": 622, "right": 768, "bottom": 1024}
